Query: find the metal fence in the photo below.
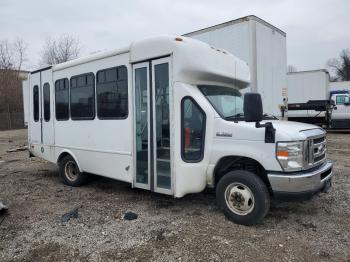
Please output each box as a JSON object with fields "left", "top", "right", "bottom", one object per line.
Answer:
{"left": 0, "top": 105, "right": 24, "bottom": 130}
{"left": 0, "top": 69, "right": 26, "bottom": 130}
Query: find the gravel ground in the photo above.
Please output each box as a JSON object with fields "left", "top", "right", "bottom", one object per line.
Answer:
{"left": 0, "top": 129, "right": 349, "bottom": 262}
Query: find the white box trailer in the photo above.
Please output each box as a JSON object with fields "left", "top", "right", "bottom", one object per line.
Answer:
{"left": 329, "top": 81, "right": 350, "bottom": 92}
{"left": 24, "top": 35, "right": 333, "bottom": 225}
{"left": 287, "top": 70, "right": 350, "bottom": 128}
{"left": 184, "top": 15, "right": 287, "bottom": 118}
{"left": 287, "top": 70, "right": 331, "bottom": 126}
{"left": 287, "top": 70, "right": 330, "bottom": 102}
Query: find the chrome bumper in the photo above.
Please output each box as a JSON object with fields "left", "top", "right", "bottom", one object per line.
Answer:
{"left": 267, "top": 160, "right": 333, "bottom": 194}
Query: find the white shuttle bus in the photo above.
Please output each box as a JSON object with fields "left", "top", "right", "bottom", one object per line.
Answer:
{"left": 25, "top": 36, "right": 333, "bottom": 225}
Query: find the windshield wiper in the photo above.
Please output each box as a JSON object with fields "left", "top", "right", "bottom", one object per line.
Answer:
{"left": 224, "top": 113, "right": 244, "bottom": 120}
{"left": 263, "top": 113, "right": 278, "bottom": 120}
{"left": 225, "top": 113, "right": 278, "bottom": 121}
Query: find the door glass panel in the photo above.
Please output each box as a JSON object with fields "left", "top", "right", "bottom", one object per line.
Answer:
{"left": 182, "top": 98, "right": 206, "bottom": 162}
{"left": 43, "top": 83, "right": 50, "bottom": 122}
{"left": 135, "top": 67, "right": 149, "bottom": 184}
{"left": 33, "top": 85, "right": 39, "bottom": 122}
{"left": 154, "top": 63, "right": 170, "bottom": 189}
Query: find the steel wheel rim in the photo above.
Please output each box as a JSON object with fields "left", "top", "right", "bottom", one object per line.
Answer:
{"left": 65, "top": 160, "right": 79, "bottom": 182}
{"left": 224, "top": 182, "right": 255, "bottom": 216}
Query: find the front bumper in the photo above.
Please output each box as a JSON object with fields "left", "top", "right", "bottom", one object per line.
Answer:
{"left": 267, "top": 160, "right": 333, "bottom": 200}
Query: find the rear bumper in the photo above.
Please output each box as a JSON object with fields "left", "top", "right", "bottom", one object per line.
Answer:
{"left": 267, "top": 160, "right": 333, "bottom": 200}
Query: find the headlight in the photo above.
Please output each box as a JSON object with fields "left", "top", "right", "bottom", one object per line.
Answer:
{"left": 276, "top": 141, "right": 306, "bottom": 171}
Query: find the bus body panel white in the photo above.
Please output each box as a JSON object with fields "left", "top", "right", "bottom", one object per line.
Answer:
{"left": 52, "top": 52, "right": 133, "bottom": 182}
{"left": 173, "top": 82, "right": 216, "bottom": 198}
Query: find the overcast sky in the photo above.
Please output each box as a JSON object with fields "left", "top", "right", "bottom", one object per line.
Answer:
{"left": 1, "top": 0, "right": 349, "bottom": 71}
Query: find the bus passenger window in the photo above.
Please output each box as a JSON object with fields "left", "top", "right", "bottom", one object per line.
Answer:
{"left": 96, "top": 66, "right": 128, "bottom": 119}
{"left": 55, "top": 78, "right": 69, "bottom": 120}
{"left": 70, "top": 73, "right": 95, "bottom": 120}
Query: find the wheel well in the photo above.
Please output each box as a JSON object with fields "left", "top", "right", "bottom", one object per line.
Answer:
{"left": 57, "top": 152, "right": 71, "bottom": 165}
{"left": 214, "top": 156, "right": 272, "bottom": 194}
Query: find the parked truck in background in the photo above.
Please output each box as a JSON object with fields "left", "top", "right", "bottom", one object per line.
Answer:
{"left": 329, "top": 81, "right": 350, "bottom": 128}
{"left": 330, "top": 81, "right": 350, "bottom": 92}
{"left": 287, "top": 70, "right": 350, "bottom": 128}
{"left": 184, "top": 15, "right": 287, "bottom": 118}
{"left": 287, "top": 70, "right": 332, "bottom": 126}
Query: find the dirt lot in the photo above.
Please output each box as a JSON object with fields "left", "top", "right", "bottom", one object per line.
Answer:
{"left": 0, "top": 129, "right": 349, "bottom": 262}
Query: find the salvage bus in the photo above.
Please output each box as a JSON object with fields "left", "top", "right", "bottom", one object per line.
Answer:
{"left": 24, "top": 36, "right": 333, "bottom": 225}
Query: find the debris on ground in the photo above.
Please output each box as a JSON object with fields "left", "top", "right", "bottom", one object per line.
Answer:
{"left": 6, "top": 146, "right": 28, "bottom": 153}
{"left": 0, "top": 202, "right": 8, "bottom": 213}
{"left": 0, "top": 129, "right": 349, "bottom": 261}
{"left": 61, "top": 208, "right": 79, "bottom": 222}
{"left": 123, "top": 211, "right": 138, "bottom": 220}
{"left": 296, "top": 219, "right": 318, "bottom": 230}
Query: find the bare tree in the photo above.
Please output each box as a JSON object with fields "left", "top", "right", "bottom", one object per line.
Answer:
{"left": 40, "top": 35, "right": 81, "bottom": 66}
{"left": 327, "top": 49, "right": 350, "bottom": 82}
{"left": 14, "top": 39, "right": 27, "bottom": 72}
{"left": 287, "top": 65, "right": 297, "bottom": 73}
{"left": 0, "top": 38, "right": 27, "bottom": 71}
{"left": 0, "top": 40, "right": 14, "bottom": 70}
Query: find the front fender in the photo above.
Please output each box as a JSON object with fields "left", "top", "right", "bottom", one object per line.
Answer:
{"left": 210, "top": 138, "right": 282, "bottom": 172}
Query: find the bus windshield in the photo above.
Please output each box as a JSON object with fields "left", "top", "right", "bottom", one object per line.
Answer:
{"left": 199, "top": 85, "right": 244, "bottom": 120}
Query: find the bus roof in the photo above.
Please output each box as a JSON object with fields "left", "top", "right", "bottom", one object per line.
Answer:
{"left": 33, "top": 35, "right": 250, "bottom": 89}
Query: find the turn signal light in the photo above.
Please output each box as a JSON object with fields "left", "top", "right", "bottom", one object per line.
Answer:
{"left": 175, "top": 37, "right": 183, "bottom": 42}
{"left": 276, "top": 151, "right": 289, "bottom": 158}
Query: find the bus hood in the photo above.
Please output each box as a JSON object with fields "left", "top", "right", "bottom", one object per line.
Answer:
{"left": 269, "top": 120, "right": 325, "bottom": 141}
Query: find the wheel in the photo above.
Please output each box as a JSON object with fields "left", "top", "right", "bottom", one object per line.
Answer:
{"left": 216, "top": 170, "right": 270, "bottom": 226}
{"left": 58, "top": 155, "right": 88, "bottom": 186}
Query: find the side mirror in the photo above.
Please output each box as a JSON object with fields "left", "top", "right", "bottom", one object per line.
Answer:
{"left": 244, "top": 93, "right": 263, "bottom": 122}
{"left": 244, "top": 92, "right": 275, "bottom": 143}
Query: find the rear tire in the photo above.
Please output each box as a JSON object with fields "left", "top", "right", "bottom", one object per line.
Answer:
{"left": 216, "top": 170, "right": 270, "bottom": 226}
{"left": 58, "top": 155, "right": 88, "bottom": 186}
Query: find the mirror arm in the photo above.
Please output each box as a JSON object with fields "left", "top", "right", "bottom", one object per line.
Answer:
{"left": 255, "top": 122, "right": 276, "bottom": 143}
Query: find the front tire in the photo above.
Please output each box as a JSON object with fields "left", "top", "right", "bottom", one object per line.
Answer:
{"left": 58, "top": 155, "right": 88, "bottom": 186}
{"left": 216, "top": 170, "right": 270, "bottom": 226}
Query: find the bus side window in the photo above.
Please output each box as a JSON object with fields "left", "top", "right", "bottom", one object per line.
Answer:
{"left": 55, "top": 78, "right": 69, "bottom": 120}
{"left": 33, "top": 85, "right": 39, "bottom": 122}
{"left": 181, "top": 97, "right": 206, "bottom": 162}
{"left": 70, "top": 73, "right": 95, "bottom": 120}
{"left": 96, "top": 66, "right": 128, "bottom": 119}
